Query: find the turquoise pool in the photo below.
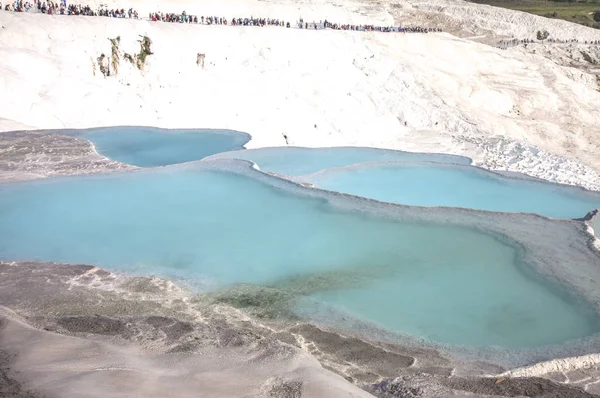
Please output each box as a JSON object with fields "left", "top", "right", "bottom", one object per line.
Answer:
{"left": 207, "top": 146, "right": 471, "bottom": 176}
{"left": 1, "top": 162, "right": 599, "bottom": 350}
{"left": 78, "top": 127, "right": 249, "bottom": 167}
{"left": 304, "top": 162, "right": 600, "bottom": 219}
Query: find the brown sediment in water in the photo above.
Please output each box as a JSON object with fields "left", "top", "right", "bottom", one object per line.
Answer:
{"left": 206, "top": 262, "right": 403, "bottom": 320}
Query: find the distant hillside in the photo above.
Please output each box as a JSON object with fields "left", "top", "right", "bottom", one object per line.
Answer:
{"left": 469, "top": 0, "right": 600, "bottom": 29}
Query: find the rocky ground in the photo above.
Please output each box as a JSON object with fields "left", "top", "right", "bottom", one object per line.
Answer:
{"left": 0, "top": 130, "right": 132, "bottom": 183}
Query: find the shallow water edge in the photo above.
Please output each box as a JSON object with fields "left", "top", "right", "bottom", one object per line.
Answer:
{"left": 1, "top": 261, "right": 597, "bottom": 398}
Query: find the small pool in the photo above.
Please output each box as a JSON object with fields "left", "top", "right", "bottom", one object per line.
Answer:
{"left": 69, "top": 129, "right": 600, "bottom": 220}
{"left": 304, "top": 162, "right": 600, "bottom": 220}
{"left": 206, "top": 146, "right": 471, "bottom": 176}
{"left": 79, "top": 127, "right": 250, "bottom": 167}
{"left": 1, "top": 163, "right": 599, "bottom": 351}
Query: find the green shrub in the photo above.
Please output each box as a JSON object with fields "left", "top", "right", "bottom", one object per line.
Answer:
{"left": 536, "top": 30, "right": 550, "bottom": 41}
{"left": 121, "top": 36, "right": 153, "bottom": 71}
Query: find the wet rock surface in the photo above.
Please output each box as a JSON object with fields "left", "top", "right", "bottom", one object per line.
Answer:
{"left": 57, "top": 315, "right": 127, "bottom": 336}
{"left": 266, "top": 378, "right": 303, "bottom": 398}
{"left": 443, "top": 376, "right": 596, "bottom": 397}
{"left": 0, "top": 130, "right": 132, "bottom": 183}
{"left": 289, "top": 324, "right": 416, "bottom": 379}
{"left": 0, "top": 347, "right": 44, "bottom": 398}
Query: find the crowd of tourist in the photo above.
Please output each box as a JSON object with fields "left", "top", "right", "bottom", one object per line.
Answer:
{"left": 547, "top": 38, "right": 600, "bottom": 45}
{"left": 5, "top": 0, "right": 599, "bottom": 45}
{"left": 297, "top": 18, "right": 441, "bottom": 32}
{"left": 1, "top": 0, "right": 441, "bottom": 34}
{"left": 497, "top": 38, "right": 600, "bottom": 49}
{"left": 148, "top": 13, "right": 289, "bottom": 27}
{"left": 144, "top": 13, "right": 442, "bottom": 33}
{"left": 2, "top": 0, "right": 138, "bottom": 16}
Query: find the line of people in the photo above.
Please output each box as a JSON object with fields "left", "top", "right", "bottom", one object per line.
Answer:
{"left": 149, "top": 13, "right": 289, "bottom": 27}
{"left": 146, "top": 13, "right": 441, "bottom": 33}
{"left": 498, "top": 38, "right": 600, "bottom": 47}
{"left": 148, "top": 13, "right": 442, "bottom": 33}
{"left": 1, "top": 1, "right": 441, "bottom": 34}
{"left": 299, "top": 18, "right": 442, "bottom": 33}
{"left": 2, "top": 0, "right": 138, "bottom": 16}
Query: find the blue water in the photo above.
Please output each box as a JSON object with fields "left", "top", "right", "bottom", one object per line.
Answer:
{"left": 0, "top": 164, "right": 598, "bottom": 349}
{"left": 207, "top": 147, "right": 471, "bottom": 176}
{"left": 79, "top": 127, "right": 249, "bottom": 167}
{"left": 74, "top": 128, "right": 599, "bottom": 220}
{"left": 306, "top": 163, "right": 600, "bottom": 219}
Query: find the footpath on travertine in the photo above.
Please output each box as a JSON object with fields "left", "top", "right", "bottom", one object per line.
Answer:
{"left": 1, "top": 2, "right": 440, "bottom": 33}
